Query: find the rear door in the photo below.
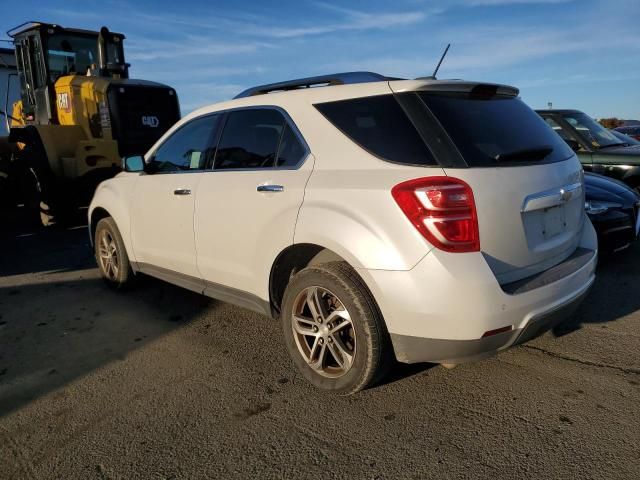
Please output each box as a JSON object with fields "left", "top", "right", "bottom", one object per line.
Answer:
{"left": 404, "top": 89, "right": 586, "bottom": 284}
{"left": 130, "top": 114, "right": 220, "bottom": 280}
{"left": 194, "top": 108, "right": 313, "bottom": 300}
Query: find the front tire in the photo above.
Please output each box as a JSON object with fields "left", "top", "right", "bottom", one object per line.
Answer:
{"left": 281, "top": 262, "right": 391, "bottom": 394}
{"left": 18, "top": 166, "right": 55, "bottom": 227}
{"left": 95, "top": 217, "right": 133, "bottom": 289}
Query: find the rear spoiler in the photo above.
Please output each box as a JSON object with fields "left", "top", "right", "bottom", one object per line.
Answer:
{"left": 389, "top": 79, "right": 519, "bottom": 97}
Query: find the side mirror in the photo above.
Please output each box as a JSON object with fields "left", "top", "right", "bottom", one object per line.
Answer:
{"left": 564, "top": 138, "right": 581, "bottom": 152}
{"left": 123, "top": 155, "right": 144, "bottom": 172}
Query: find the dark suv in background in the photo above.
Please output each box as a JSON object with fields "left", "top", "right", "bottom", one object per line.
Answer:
{"left": 537, "top": 109, "right": 640, "bottom": 193}
{"left": 615, "top": 125, "right": 640, "bottom": 141}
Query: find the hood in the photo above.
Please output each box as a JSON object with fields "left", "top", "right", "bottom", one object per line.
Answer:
{"left": 584, "top": 172, "right": 640, "bottom": 207}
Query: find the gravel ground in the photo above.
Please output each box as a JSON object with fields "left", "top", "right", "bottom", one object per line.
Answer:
{"left": 1, "top": 214, "right": 639, "bottom": 480}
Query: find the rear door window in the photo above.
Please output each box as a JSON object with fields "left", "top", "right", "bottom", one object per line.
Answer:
{"left": 214, "top": 109, "right": 285, "bottom": 170}
{"left": 419, "top": 93, "right": 574, "bottom": 167}
{"left": 315, "top": 95, "right": 437, "bottom": 166}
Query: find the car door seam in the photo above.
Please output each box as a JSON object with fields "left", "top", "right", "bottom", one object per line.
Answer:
{"left": 292, "top": 153, "right": 316, "bottom": 244}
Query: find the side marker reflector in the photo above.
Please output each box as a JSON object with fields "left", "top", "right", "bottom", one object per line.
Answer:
{"left": 481, "top": 325, "right": 513, "bottom": 338}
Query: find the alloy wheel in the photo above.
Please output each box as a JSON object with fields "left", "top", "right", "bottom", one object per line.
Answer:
{"left": 291, "top": 286, "right": 356, "bottom": 378}
{"left": 98, "top": 230, "right": 119, "bottom": 280}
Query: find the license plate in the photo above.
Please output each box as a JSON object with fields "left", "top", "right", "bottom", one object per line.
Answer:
{"left": 543, "top": 205, "right": 566, "bottom": 240}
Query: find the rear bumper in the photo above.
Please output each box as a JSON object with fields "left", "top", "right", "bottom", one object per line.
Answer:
{"left": 358, "top": 222, "right": 598, "bottom": 364}
{"left": 389, "top": 281, "right": 591, "bottom": 364}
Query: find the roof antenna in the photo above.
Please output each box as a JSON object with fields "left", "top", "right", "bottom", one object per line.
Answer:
{"left": 432, "top": 43, "right": 450, "bottom": 79}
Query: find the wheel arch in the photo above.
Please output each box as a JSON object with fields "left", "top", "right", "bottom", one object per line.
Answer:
{"left": 269, "top": 243, "right": 377, "bottom": 317}
{"left": 88, "top": 177, "right": 137, "bottom": 264}
{"left": 89, "top": 206, "right": 112, "bottom": 246}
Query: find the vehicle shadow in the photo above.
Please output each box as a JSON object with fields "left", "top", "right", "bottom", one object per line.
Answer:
{"left": 374, "top": 362, "right": 437, "bottom": 389}
{"left": 0, "top": 212, "right": 213, "bottom": 417}
{"left": 0, "top": 275, "right": 213, "bottom": 417}
{"left": 0, "top": 207, "right": 93, "bottom": 277}
{"left": 552, "top": 242, "right": 640, "bottom": 336}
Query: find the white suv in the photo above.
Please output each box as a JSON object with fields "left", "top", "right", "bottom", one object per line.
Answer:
{"left": 89, "top": 72, "right": 597, "bottom": 394}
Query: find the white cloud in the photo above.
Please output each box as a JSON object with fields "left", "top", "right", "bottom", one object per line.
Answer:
{"left": 126, "top": 36, "right": 272, "bottom": 61}
{"left": 241, "top": 10, "right": 425, "bottom": 39}
{"left": 101, "top": 4, "right": 428, "bottom": 40}
{"left": 462, "top": 0, "right": 570, "bottom": 5}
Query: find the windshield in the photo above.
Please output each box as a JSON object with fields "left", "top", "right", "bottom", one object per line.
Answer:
{"left": 419, "top": 93, "right": 574, "bottom": 167}
{"left": 46, "top": 33, "right": 97, "bottom": 79}
{"left": 45, "top": 32, "right": 124, "bottom": 81}
{"left": 560, "top": 112, "right": 621, "bottom": 149}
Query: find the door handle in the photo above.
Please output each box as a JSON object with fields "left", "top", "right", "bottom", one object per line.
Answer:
{"left": 173, "top": 189, "right": 192, "bottom": 195}
{"left": 257, "top": 185, "right": 284, "bottom": 193}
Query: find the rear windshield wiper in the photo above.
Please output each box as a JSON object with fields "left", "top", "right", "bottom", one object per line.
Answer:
{"left": 494, "top": 146, "right": 553, "bottom": 162}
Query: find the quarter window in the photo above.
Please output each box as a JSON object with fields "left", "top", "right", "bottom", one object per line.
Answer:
{"left": 276, "top": 123, "right": 307, "bottom": 167}
{"left": 148, "top": 114, "right": 220, "bottom": 173}
{"left": 215, "top": 109, "right": 286, "bottom": 170}
{"left": 314, "top": 94, "right": 436, "bottom": 166}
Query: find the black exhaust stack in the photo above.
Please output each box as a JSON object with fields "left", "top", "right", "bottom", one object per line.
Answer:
{"left": 97, "top": 26, "right": 109, "bottom": 76}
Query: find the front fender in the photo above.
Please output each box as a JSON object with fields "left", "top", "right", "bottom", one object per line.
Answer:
{"left": 88, "top": 173, "right": 139, "bottom": 263}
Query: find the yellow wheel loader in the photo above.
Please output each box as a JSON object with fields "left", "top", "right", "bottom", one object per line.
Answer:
{"left": 1, "top": 22, "right": 180, "bottom": 225}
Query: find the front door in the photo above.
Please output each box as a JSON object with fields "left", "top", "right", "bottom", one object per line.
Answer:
{"left": 130, "top": 114, "right": 221, "bottom": 280}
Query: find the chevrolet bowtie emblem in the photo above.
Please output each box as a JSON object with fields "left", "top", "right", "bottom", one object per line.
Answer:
{"left": 559, "top": 188, "right": 572, "bottom": 202}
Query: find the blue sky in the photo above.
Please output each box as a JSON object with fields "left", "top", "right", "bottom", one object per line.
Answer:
{"left": 2, "top": 0, "right": 639, "bottom": 118}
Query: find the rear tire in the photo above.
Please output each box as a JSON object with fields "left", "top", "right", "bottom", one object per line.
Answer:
{"left": 95, "top": 217, "right": 133, "bottom": 290}
{"left": 281, "top": 261, "right": 392, "bottom": 394}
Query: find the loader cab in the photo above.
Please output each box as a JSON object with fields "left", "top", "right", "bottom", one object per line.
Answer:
{"left": 8, "top": 22, "right": 128, "bottom": 125}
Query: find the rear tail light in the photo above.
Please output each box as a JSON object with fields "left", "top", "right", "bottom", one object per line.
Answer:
{"left": 392, "top": 176, "right": 480, "bottom": 253}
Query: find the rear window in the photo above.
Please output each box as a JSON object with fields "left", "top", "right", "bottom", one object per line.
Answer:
{"left": 315, "top": 95, "right": 437, "bottom": 166}
{"left": 419, "top": 93, "right": 574, "bottom": 167}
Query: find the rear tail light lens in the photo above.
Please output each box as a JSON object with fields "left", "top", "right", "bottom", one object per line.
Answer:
{"left": 392, "top": 176, "right": 480, "bottom": 253}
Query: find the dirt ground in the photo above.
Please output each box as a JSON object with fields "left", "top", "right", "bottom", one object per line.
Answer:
{"left": 1, "top": 210, "right": 639, "bottom": 480}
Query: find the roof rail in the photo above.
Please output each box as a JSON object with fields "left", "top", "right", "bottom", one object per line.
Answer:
{"left": 234, "top": 71, "right": 392, "bottom": 99}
